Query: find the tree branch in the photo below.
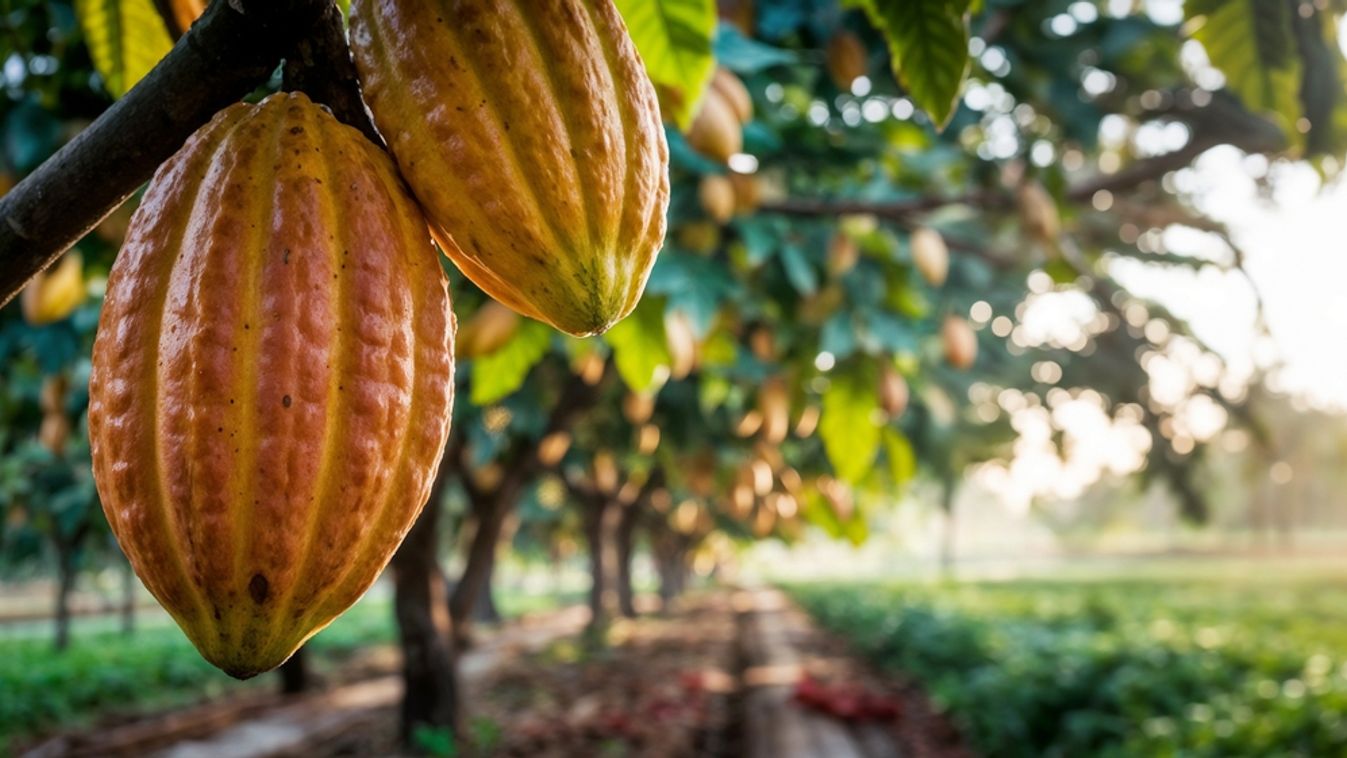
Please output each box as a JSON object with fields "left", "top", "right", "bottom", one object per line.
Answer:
{"left": 0, "top": 0, "right": 332, "bottom": 307}
{"left": 282, "top": 1, "right": 383, "bottom": 147}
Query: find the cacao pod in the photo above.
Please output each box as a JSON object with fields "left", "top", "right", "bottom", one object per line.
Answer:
{"left": 676, "top": 221, "right": 722, "bottom": 254}
{"left": 718, "top": 0, "right": 755, "bottom": 35}
{"left": 168, "top": 0, "right": 206, "bottom": 33}
{"left": 685, "top": 88, "right": 743, "bottom": 163}
{"left": 826, "top": 31, "right": 868, "bottom": 91}
{"left": 593, "top": 450, "right": 620, "bottom": 494}
{"left": 350, "top": 0, "right": 669, "bottom": 337}
{"left": 637, "top": 423, "right": 660, "bottom": 455}
{"left": 878, "top": 364, "right": 909, "bottom": 419}
{"left": 911, "top": 227, "right": 949, "bottom": 287}
{"left": 39, "top": 413, "right": 71, "bottom": 456}
{"left": 0, "top": 170, "right": 14, "bottom": 196}
{"left": 1017, "top": 181, "right": 1061, "bottom": 245}
{"left": 87, "top": 93, "right": 455, "bottom": 679}
{"left": 538, "top": 430, "right": 572, "bottom": 467}
{"left": 457, "top": 301, "right": 521, "bottom": 358}
{"left": 710, "top": 68, "right": 753, "bottom": 124}
{"left": 21, "top": 252, "right": 85, "bottom": 325}
{"left": 622, "top": 391, "right": 655, "bottom": 424}
{"left": 827, "top": 232, "right": 859, "bottom": 277}
{"left": 758, "top": 377, "right": 790, "bottom": 445}
{"left": 729, "top": 171, "right": 762, "bottom": 214}
{"left": 699, "top": 174, "right": 736, "bottom": 224}
{"left": 665, "top": 310, "right": 699, "bottom": 380}
{"left": 749, "top": 325, "right": 776, "bottom": 362}
{"left": 942, "top": 315, "right": 978, "bottom": 370}
{"left": 794, "top": 404, "right": 820, "bottom": 438}
{"left": 574, "top": 350, "right": 607, "bottom": 385}
{"left": 40, "top": 375, "right": 68, "bottom": 415}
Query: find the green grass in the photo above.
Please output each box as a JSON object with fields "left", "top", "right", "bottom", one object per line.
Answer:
{"left": 0, "top": 585, "right": 577, "bottom": 753}
{"left": 787, "top": 571, "right": 1347, "bottom": 757}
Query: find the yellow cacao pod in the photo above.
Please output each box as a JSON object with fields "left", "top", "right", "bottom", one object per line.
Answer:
{"left": 758, "top": 377, "right": 790, "bottom": 445}
{"left": 686, "top": 88, "right": 743, "bottom": 163}
{"left": 729, "top": 171, "right": 762, "bottom": 215}
{"left": 21, "top": 252, "right": 85, "bottom": 325}
{"left": 699, "top": 174, "right": 737, "bottom": 224}
{"left": 87, "top": 93, "right": 456, "bottom": 679}
{"left": 710, "top": 68, "right": 753, "bottom": 124}
{"left": 1017, "top": 181, "right": 1061, "bottom": 244}
{"left": 942, "top": 315, "right": 978, "bottom": 370}
{"left": 827, "top": 232, "right": 859, "bottom": 277}
{"left": 826, "top": 31, "right": 868, "bottom": 91}
{"left": 350, "top": 0, "right": 669, "bottom": 337}
{"left": 911, "top": 227, "right": 949, "bottom": 287}
{"left": 457, "top": 301, "right": 521, "bottom": 358}
{"left": 665, "top": 310, "right": 699, "bottom": 381}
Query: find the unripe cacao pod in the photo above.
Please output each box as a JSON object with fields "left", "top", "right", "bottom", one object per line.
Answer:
{"left": 87, "top": 93, "right": 456, "bottom": 679}
{"left": 457, "top": 301, "right": 520, "bottom": 358}
{"left": 878, "top": 364, "right": 909, "bottom": 419}
{"left": 676, "top": 221, "right": 722, "bottom": 254}
{"left": 699, "top": 174, "right": 736, "bottom": 224}
{"left": 826, "top": 31, "right": 868, "bottom": 91}
{"left": 911, "top": 227, "right": 949, "bottom": 287}
{"left": 710, "top": 68, "right": 753, "bottom": 124}
{"left": 350, "top": 0, "right": 669, "bottom": 337}
{"left": 827, "top": 232, "right": 859, "bottom": 277}
{"left": 21, "top": 252, "right": 85, "bottom": 325}
{"left": 685, "top": 88, "right": 743, "bottom": 163}
{"left": 942, "top": 315, "right": 978, "bottom": 370}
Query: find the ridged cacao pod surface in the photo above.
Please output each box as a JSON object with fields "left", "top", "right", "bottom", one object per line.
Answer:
{"left": 350, "top": 0, "right": 669, "bottom": 337}
{"left": 88, "top": 93, "right": 456, "bottom": 679}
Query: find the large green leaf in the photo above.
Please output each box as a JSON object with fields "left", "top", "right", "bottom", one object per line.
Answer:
{"left": 470, "top": 321, "right": 552, "bottom": 405}
{"left": 603, "top": 296, "right": 671, "bottom": 392}
{"left": 820, "top": 362, "right": 880, "bottom": 485}
{"left": 76, "top": 0, "right": 174, "bottom": 98}
{"left": 614, "top": 0, "right": 718, "bottom": 128}
{"left": 849, "top": 0, "right": 970, "bottom": 129}
{"left": 1186, "top": 0, "right": 1301, "bottom": 132}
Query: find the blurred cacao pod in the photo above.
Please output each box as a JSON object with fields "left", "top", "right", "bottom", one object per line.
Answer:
{"left": 622, "top": 392, "right": 655, "bottom": 424}
{"left": 718, "top": 0, "right": 754, "bottom": 34}
{"left": 538, "top": 431, "right": 573, "bottom": 467}
{"left": 351, "top": 0, "right": 669, "bottom": 337}
{"left": 665, "top": 310, "right": 699, "bottom": 380}
{"left": 758, "top": 377, "right": 790, "bottom": 445}
{"left": 676, "top": 221, "right": 722, "bottom": 254}
{"left": 21, "top": 252, "right": 85, "bottom": 325}
{"left": 685, "top": 87, "right": 743, "bottom": 162}
{"left": 457, "top": 301, "right": 521, "bottom": 358}
{"left": 168, "top": 0, "right": 206, "bottom": 33}
{"left": 699, "top": 174, "right": 736, "bottom": 224}
{"left": 710, "top": 68, "right": 752, "bottom": 124}
{"left": 826, "top": 31, "right": 867, "bottom": 91}
{"left": 39, "top": 413, "right": 71, "bottom": 455}
{"left": 1017, "top": 181, "right": 1061, "bottom": 244}
{"left": 911, "top": 227, "right": 949, "bottom": 286}
{"left": 878, "top": 364, "right": 909, "bottom": 419}
{"left": 729, "top": 171, "right": 762, "bottom": 214}
{"left": 827, "top": 232, "right": 859, "bottom": 277}
{"left": 942, "top": 315, "right": 978, "bottom": 370}
{"left": 87, "top": 93, "right": 455, "bottom": 679}
{"left": 40, "top": 375, "right": 68, "bottom": 415}
{"left": 749, "top": 325, "right": 776, "bottom": 362}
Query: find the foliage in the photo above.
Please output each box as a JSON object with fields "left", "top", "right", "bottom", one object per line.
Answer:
{"left": 790, "top": 577, "right": 1347, "bottom": 756}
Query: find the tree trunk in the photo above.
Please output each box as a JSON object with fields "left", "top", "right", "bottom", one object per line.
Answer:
{"left": 581, "top": 496, "right": 611, "bottom": 628}
{"left": 53, "top": 546, "right": 76, "bottom": 652}
{"left": 278, "top": 646, "right": 309, "bottom": 694}
{"left": 448, "top": 483, "right": 518, "bottom": 647}
{"left": 650, "top": 526, "right": 684, "bottom": 609}
{"left": 614, "top": 502, "right": 639, "bottom": 618}
{"left": 939, "top": 479, "right": 958, "bottom": 578}
{"left": 470, "top": 551, "right": 502, "bottom": 624}
{"left": 120, "top": 558, "right": 136, "bottom": 635}
{"left": 391, "top": 490, "right": 459, "bottom": 740}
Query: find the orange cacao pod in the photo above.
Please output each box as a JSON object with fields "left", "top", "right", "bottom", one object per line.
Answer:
{"left": 350, "top": 0, "right": 669, "bottom": 337}
{"left": 87, "top": 93, "right": 456, "bottom": 679}
{"left": 878, "top": 364, "right": 909, "bottom": 419}
{"left": 710, "top": 68, "right": 753, "bottom": 124}
{"left": 827, "top": 232, "right": 859, "bottom": 277}
{"left": 686, "top": 88, "right": 743, "bottom": 163}
{"left": 942, "top": 315, "right": 978, "bottom": 370}
{"left": 826, "top": 31, "right": 868, "bottom": 91}
{"left": 729, "top": 171, "right": 762, "bottom": 214}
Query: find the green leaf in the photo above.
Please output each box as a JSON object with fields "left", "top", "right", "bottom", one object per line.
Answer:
{"left": 76, "top": 0, "right": 174, "bottom": 98}
{"left": 470, "top": 321, "right": 552, "bottom": 405}
{"left": 603, "top": 297, "right": 671, "bottom": 392}
{"left": 819, "top": 362, "right": 881, "bottom": 484}
{"left": 1186, "top": 0, "right": 1301, "bottom": 132}
{"left": 849, "top": 0, "right": 970, "bottom": 129}
{"left": 614, "top": 0, "right": 718, "bottom": 128}
{"left": 882, "top": 427, "right": 917, "bottom": 489}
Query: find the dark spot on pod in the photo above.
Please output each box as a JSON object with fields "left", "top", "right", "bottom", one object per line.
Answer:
{"left": 282, "top": 395, "right": 292, "bottom": 408}
{"left": 249, "top": 574, "right": 270, "bottom": 604}
{"left": 290, "top": 126, "right": 304, "bottom": 135}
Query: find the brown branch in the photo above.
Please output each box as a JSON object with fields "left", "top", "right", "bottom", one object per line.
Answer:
{"left": 0, "top": 0, "right": 333, "bottom": 307}
{"left": 151, "top": 0, "right": 188, "bottom": 41}
{"left": 283, "top": 1, "right": 383, "bottom": 147}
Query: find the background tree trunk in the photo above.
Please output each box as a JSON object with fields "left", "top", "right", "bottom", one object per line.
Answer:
{"left": 120, "top": 559, "right": 136, "bottom": 635}
{"left": 469, "top": 550, "right": 502, "bottom": 624}
{"left": 581, "top": 496, "right": 611, "bottom": 628}
{"left": 391, "top": 473, "right": 459, "bottom": 740}
{"left": 614, "top": 502, "right": 639, "bottom": 618}
{"left": 278, "top": 646, "right": 309, "bottom": 694}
